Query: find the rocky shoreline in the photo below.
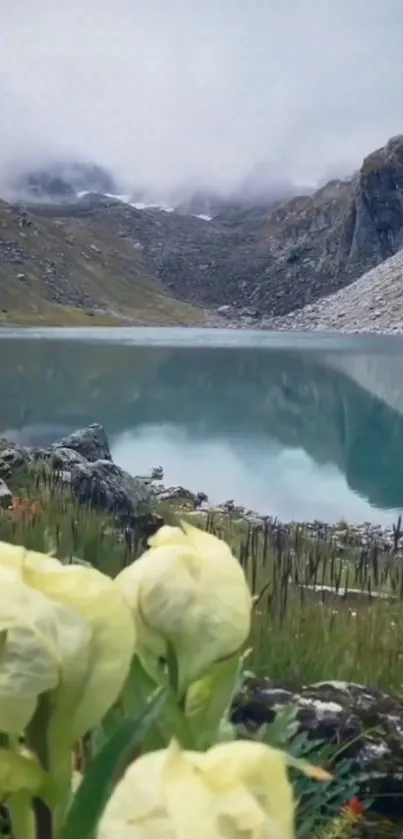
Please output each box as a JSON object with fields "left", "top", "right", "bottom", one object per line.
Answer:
{"left": 1, "top": 422, "right": 402, "bottom": 556}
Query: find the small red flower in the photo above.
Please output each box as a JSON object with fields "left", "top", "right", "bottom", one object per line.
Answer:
{"left": 345, "top": 797, "right": 364, "bottom": 819}
{"left": 11, "top": 497, "right": 42, "bottom": 523}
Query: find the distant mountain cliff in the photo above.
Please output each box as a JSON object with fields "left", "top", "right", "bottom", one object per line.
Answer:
{"left": 16, "top": 135, "right": 403, "bottom": 320}
{"left": 2, "top": 135, "right": 403, "bottom": 323}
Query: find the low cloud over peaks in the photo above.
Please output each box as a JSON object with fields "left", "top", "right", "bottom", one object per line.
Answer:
{"left": 1, "top": 0, "right": 403, "bottom": 200}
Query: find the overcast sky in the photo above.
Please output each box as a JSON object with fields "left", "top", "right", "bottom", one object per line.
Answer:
{"left": 1, "top": 0, "right": 402, "bottom": 198}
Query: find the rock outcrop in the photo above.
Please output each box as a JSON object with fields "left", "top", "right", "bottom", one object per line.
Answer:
{"left": 0, "top": 424, "right": 150, "bottom": 518}
{"left": 51, "top": 423, "right": 112, "bottom": 462}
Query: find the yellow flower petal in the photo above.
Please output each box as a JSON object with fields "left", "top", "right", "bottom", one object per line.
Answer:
{"left": 0, "top": 542, "right": 135, "bottom": 737}
{"left": 97, "top": 739, "right": 329, "bottom": 839}
{"left": 97, "top": 749, "right": 169, "bottom": 839}
{"left": 162, "top": 741, "right": 227, "bottom": 839}
{"left": 180, "top": 521, "right": 235, "bottom": 560}
{"left": 148, "top": 526, "right": 189, "bottom": 549}
{"left": 116, "top": 523, "right": 251, "bottom": 689}
{"left": 0, "top": 566, "right": 91, "bottom": 733}
{"left": 0, "top": 542, "right": 60, "bottom": 571}
{"left": 193, "top": 741, "right": 295, "bottom": 839}
{"left": 21, "top": 563, "right": 135, "bottom": 738}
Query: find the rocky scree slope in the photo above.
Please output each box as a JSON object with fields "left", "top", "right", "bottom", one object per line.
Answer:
{"left": 27, "top": 135, "right": 403, "bottom": 318}
{"left": 265, "top": 248, "right": 403, "bottom": 334}
{"left": 0, "top": 198, "right": 208, "bottom": 325}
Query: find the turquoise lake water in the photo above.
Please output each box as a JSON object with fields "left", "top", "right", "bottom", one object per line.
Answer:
{"left": 1, "top": 326, "right": 403, "bottom": 524}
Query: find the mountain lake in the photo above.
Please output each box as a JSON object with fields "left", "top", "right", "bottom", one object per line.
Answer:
{"left": 1, "top": 326, "right": 403, "bottom": 525}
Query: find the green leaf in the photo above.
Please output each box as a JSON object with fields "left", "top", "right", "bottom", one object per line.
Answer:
{"left": 291, "top": 739, "right": 362, "bottom": 838}
{"left": 260, "top": 704, "right": 363, "bottom": 838}
{"left": 59, "top": 689, "right": 167, "bottom": 839}
{"left": 185, "top": 657, "right": 241, "bottom": 749}
{"left": 91, "top": 703, "right": 125, "bottom": 755}
{"left": 263, "top": 703, "right": 300, "bottom": 749}
{"left": 122, "top": 656, "right": 194, "bottom": 750}
{"left": 216, "top": 718, "right": 236, "bottom": 742}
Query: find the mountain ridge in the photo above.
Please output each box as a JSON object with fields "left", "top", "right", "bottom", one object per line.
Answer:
{"left": 2, "top": 134, "right": 403, "bottom": 326}
{"left": 0, "top": 198, "right": 211, "bottom": 325}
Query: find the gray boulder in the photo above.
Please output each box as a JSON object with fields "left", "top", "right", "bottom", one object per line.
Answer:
{"left": 232, "top": 674, "right": 403, "bottom": 822}
{"left": 0, "top": 441, "right": 32, "bottom": 480}
{"left": 217, "top": 304, "right": 235, "bottom": 317}
{"left": 45, "top": 428, "right": 150, "bottom": 516}
{"left": 44, "top": 447, "right": 88, "bottom": 470}
{"left": 69, "top": 458, "right": 149, "bottom": 516}
{"left": 0, "top": 426, "right": 150, "bottom": 518}
{"left": 153, "top": 485, "right": 203, "bottom": 507}
{"left": 51, "top": 423, "right": 112, "bottom": 462}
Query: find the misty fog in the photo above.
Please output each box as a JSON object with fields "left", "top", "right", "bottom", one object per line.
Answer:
{"left": 1, "top": 0, "right": 403, "bottom": 202}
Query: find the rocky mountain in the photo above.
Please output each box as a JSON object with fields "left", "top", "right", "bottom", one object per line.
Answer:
{"left": 20, "top": 135, "right": 403, "bottom": 319}
{"left": 0, "top": 198, "right": 209, "bottom": 325}
{"left": 2, "top": 134, "right": 403, "bottom": 323}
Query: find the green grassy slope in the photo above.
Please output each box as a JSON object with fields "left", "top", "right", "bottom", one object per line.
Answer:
{"left": 0, "top": 199, "right": 208, "bottom": 325}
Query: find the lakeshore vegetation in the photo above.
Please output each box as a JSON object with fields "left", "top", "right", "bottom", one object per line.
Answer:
{"left": 0, "top": 463, "right": 400, "bottom": 838}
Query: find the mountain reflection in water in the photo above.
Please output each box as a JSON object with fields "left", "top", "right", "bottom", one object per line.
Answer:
{"left": 1, "top": 329, "right": 403, "bottom": 523}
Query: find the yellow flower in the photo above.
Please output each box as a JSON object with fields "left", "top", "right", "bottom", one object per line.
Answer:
{"left": 115, "top": 522, "right": 252, "bottom": 689}
{"left": 0, "top": 564, "right": 92, "bottom": 734}
{"left": 97, "top": 739, "right": 331, "bottom": 839}
{"left": 0, "top": 542, "right": 136, "bottom": 738}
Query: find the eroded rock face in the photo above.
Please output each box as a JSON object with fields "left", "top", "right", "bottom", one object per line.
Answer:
{"left": 232, "top": 675, "right": 403, "bottom": 821}
{"left": 343, "top": 137, "right": 403, "bottom": 269}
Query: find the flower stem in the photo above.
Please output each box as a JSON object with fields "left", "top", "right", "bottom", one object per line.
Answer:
{"left": 7, "top": 791, "right": 36, "bottom": 839}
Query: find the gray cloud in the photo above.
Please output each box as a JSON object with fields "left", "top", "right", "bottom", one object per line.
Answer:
{"left": 1, "top": 0, "right": 403, "bottom": 198}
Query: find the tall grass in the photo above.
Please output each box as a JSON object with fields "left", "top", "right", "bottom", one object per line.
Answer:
{"left": 2, "top": 467, "right": 403, "bottom": 691}
{"left": 0, "top": 465, "right": 140, "bottom": 577}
